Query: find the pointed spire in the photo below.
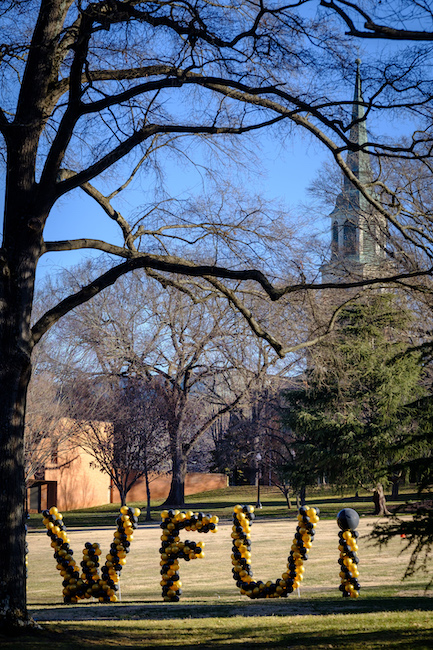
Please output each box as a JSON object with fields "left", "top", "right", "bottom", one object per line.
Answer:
{"left": 345, "top": 59, "right": 372, "bottom": 186}
{"left": 351, "top": 59, "right": 368, "bottom": 146}
{"left": 322, "top": 59, "right": 387, "bottom": 281}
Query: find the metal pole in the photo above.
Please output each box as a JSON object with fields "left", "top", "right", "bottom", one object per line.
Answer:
{"left": 255, "top": 452, "right": 262, "bottom": 509}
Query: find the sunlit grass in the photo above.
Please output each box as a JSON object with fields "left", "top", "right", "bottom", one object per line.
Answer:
{"left": 27, "top": 484, "right": 431, "bottom": 529}
{"left": 20, "top": 515, "right": 433, "bottom": 646}
{"left": 3, "top": 610, "right": 433, "bottom": 649}
{"left": 27, "top": 516, "right": 431, "bottom": 607}
{"left": 15, "top": 490, "right": 433, "bottom": 649}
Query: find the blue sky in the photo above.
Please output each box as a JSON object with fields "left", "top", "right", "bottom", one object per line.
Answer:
{"left": 35, "top": 126, "right": 328, "bottom": 284}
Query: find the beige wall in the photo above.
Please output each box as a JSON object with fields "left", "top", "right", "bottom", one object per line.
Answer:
{"left": 111, "top": 472, "right": 228, "bottom": 503}
{"left": 43, "top": 446, "right": 227, "bottom": 510}
{"left": 45, "top": 448, "right": 110, "bottom": 511}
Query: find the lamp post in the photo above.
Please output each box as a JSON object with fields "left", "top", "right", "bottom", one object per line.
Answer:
{"left": 255, "top": 452, "right": 262, "bottom": 509}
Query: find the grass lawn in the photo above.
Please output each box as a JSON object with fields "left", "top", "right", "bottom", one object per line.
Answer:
{"left": 27, "top": 484, "right": 432, "bottom": 529}
{"left": 7, "top": 501, "right": 432, "bottom": 649}
{"left": 4, "top": 611, "right": 433, "bottom": 649}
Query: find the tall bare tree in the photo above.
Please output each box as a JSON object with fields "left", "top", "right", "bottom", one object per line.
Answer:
{"left": 2, "top": 0, "right": 433, "bottom": 630}
{"left": 47, "top": 265, "right": 301, "bottom": 504}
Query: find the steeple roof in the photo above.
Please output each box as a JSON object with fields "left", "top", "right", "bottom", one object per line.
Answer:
{"left": 330, "top": 60, "right": 375, "bottom": 223}
{"left": 344, "top": 58, "right": 372, "bottom": 189}
{"left": 321, "top": 60, "right": 386, "bottom": 279}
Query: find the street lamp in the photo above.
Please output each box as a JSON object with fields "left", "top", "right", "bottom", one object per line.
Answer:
{"left": 255, "top": 452, "right": 262, "bottom": 509}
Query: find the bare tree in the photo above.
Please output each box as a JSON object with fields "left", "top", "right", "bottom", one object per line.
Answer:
{"left": 47, "top": 265, "right": 301, "bottom": 505}
{"left": 68, "top": 375, "right": 168, "bottom": 518}
{"left": 2, "top": 0, "right": 433, "bottom": 629}
{"left": 211, "top": 378, "right": 303, "bottom": 508}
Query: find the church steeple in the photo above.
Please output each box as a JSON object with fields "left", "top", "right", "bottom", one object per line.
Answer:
{"left": 345, "top": 58, "right": 371, "bottom": 188}
{"left": 321, "top": 60, "right": 387, "bottom": 282}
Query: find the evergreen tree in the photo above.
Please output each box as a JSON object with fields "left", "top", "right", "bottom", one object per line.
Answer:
{"left": 282, "top": 294, "right": 424, "bottom": 513}
{"left": 371, "top": 392, "right": 433, "bottom": 583}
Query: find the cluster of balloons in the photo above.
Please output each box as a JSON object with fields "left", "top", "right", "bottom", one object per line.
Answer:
{"left": 337, "top": 508, "right": 361, "bottom": 598}
{"left": 159, "top": 509, "right": 219, "bottom": 601}
{"left": 42, "top": 504, "right": 140, "bottom": 604}
{"left": 231, "top": 504, "right": 320, "bottom": 599}
{"left": 81, "top": 541, "right": 103, "bottom": 588}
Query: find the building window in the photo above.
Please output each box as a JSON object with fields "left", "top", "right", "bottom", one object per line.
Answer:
{"left": 343, "top": 220, "right": 357, "bottom": 255}
{"left": 332, "top": 221, "right": 339, "bottom": 254}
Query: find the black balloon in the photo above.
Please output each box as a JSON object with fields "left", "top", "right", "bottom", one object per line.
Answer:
{"left": 337, "top": 508, "right": 360, "bottom": 531}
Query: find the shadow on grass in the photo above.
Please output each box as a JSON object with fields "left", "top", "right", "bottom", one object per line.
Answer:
{"left": 29, "top": 592, "right": 433, "bottom": 623}
{"left": 2, "top": 617, "right": 433, "bottom": 650}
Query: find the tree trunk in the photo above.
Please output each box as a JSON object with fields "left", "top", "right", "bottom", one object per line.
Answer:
{"left": 0, "top": 257, "right": 39, "bottom": 629}
{"left": 144, "top": 463, "right": 152, "bottom": 522}
{"left": 299, "top": 486, "right": 306, "bottom": 506}
{"left": 283, "top": 486, "right": 292, "bottom": 510}
{"left": 391, "top": 475, "right": 401, "bottom": 499}
{"left": 373, "top": 483, "right": 391, "bottom": 516}
{"left": 277, "top": 481, "right": 291, "bottom": 509}
{"left": 0, "top": 358, "right": 32, "bottom": 631}
{"left": 113, "top": 470, "right": 128, "bottom": 506}
{"left": 0, "top": 150, "right": 44, "bottom": 628}
{"left": 163, "top": 428, "right": 187, "bottom": 507}
{"left": 1, "top": 11, "right": 72, "bottom": 621}
{"left": 119, "top": 490, "right": 127, "bottom": 506}
{"left": 162, "top": 419, "right": 188, "bottom": 506}
{"left": 163, "top": 452, "right": 187, "bottom": 506}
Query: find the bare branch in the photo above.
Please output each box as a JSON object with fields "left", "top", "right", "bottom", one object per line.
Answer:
{"left": 321, "top": 0, "right": 433, "bottom": 40}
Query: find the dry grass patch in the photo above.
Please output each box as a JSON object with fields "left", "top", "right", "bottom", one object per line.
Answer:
{"left": 12, "top": 514, "right": 431, "bottom": 649}
{"left": 27, "top": 515, "right": 429, "bottom": 608}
